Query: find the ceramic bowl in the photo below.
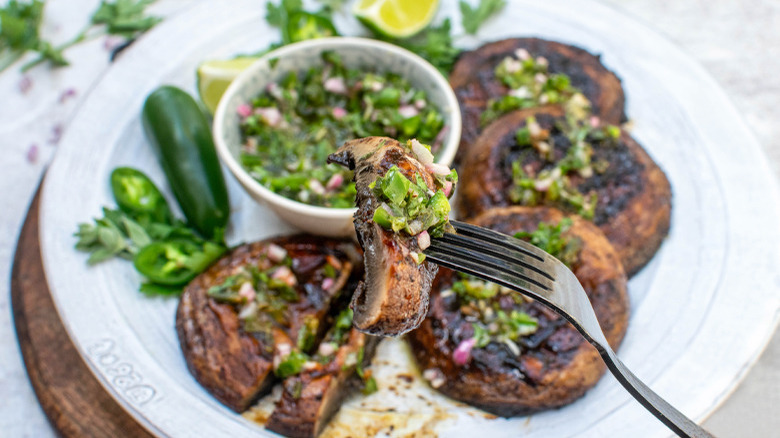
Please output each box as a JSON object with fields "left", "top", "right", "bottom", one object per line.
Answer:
{"left": 213, "top": 37, "right": 461, "bottom": 237}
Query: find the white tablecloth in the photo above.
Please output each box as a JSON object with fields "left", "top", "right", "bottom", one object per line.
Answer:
{"left": 1, "top": 1, "right": 777, "bottom": 436}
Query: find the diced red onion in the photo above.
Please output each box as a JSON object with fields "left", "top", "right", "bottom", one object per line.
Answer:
{"left": 302, "top": 361, "right": 319, "bottom": 371}
{"left": 367, "top": 81, "right": 382, "bottom": 92}
{"left": 509, "top": 87, "right": 531, "bottom": 99}
{"left": 514, "top": 48, "right": 530, "bottom": 60}
{"left": 59, "top": 88, "right": 77, "bottom": 104}
{"left": 266, "top": 244, "right": 287, "bottom": 262}
{"left": 332, "top": 106, "right": 347, "bottom": 119}
{"left": 411, "top": 139, "right": 434, "bottom": 165}
{"left": 536, "top": 56, "right": 549, "bottom": 68}
{"left": 590, "top": 115, "right": 601, "bottom": 128}
{"left": 398, "top": 104, "right": 419, "bottom": 119}
{"left": 272, "top": 265, "right": 297, "bottom": 286}
{"left": 505, "top": 58, "right": 522, "bottom": 73}
{"left": 18, "top": 76, "right": 32, "bottom": 94}
{"left": 238, "top": 282, "right": 256, "bottom": 302}
{"left": 443, "top": 180, "right": 453, "bottom": 198}
{"left": 539, "top": 94, "right": 550, "bottom": 104}
{"left": 238, "top": 301, "right": 258, "bottom": 320}
{"left": 326, "top": 173, "right": 344, "bottom": 190}
{"left": 26, "top": 144, "right": 38, "bottom": 164}
{"left": 309, "top": 179, "right": 326, "bottom": 196}
{"left": 274, "top": 343, "right": 292, "bottom": 369}
{"left": 534, "top": 73, "right": 547, "bottom": 84}
{"left": 417, "top": 231, "right": 430, "bottom": 250}
{"left": 236, "top": 103, "right": 253, "bottom": 118}
{"left": 318, "top": 342, "right": 337, "bottom": 357}
{"left": 453, "top": 337, "right": 477, "bottom": 365}
{"left": 321, "top": 277, "right": 335, "bottom": 291}
{"left": 425, "top": 162, "right": 451, "bottom": 176}
{"left": 414, "top": 99, "right": 426, "bottom": 110}
{"left": 255, "top": 107, "right": 282, "bottom": 127}
{"left": 422, "top": 368, "right": 446, "bottom": 388}
{"left": 528, "top": 120, "right": 542, "bottom": 138}
{"left": 266, "top": 82, "right": 283, "bottom": 100}
{"left": 324, "top": 77, "right": 348, "bottom": 94}
{"left": 534, "top": 177, "right": 553, "bottom": 192}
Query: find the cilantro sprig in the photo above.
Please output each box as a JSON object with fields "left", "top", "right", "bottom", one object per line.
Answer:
{"left": 459, "top": 0, "right": 507, "bottom": 35}
{"left": 0, "top": 0, "right": 161, "bottom": 73}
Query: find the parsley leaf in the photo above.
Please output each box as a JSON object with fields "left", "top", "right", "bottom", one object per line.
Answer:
{"left": 265, "top": 0, "right": 302, "bottom": 27}
{"left": 0, "top": 0, "right": 45, "bottom": 71}
{"left": 91, "top": 0, "right": 162, "bottom": 39}
{"left": 2, "top": 0, "right": 161, "bottom": 73}
{"left": 459, "top": 0, "right": 506, "bottom": 35}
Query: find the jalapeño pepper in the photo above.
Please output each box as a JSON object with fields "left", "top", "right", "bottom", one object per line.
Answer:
{"left": 110, "top": 167, "right": 172, "bottom": 224}
{"left": 133, "top": 240, "right": 225, "bottom": 286}
{"left": 141, "top": 86, "right": 230, "bottom": 240}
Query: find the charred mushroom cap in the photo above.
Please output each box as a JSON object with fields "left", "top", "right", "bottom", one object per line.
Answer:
{"left": 328, "top": 137, "right": 440, "bottom": 337}
{"left": 450, "top": 37, "right": 626, "bottom": 162}
{"left": 407, "top": 206, "right": 629, "bottom": 417}
{"left": 266, "top": 329, "right": 379, "bottom": 438}
{"left": 176, "top": 235, "right": 361, "bottom": 412}
{"left": 458, "top": 107, "right": 671, "bottom": 276}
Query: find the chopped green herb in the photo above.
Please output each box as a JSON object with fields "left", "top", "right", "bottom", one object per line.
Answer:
{"left": 515, "top": 218, "right": 580, "bottom": 268}
{"left": 508, "top": 116, "right": 621, "bottom": 219}
{"left": 372, "top": 19, "right": 461, "bottom": 76}
{"left": 239, "top": 52, "right": 444, "bottom": 208}
{"left": 481, "top": 51, "right": 588, "bottom": 126}
{"left": 297, "top": 315, "right": 319, "bottom": 352}
{"left": 370, "top": 161, "right": 456, "bottom": 243}
{"left": 459, "top": 0, "right": 507, "bottom": 35}
{"left": 6, "top": 0, "right": 162, "bottom": 72}
{"left": 362, "top": 376, "right": 378, "bottom": 395}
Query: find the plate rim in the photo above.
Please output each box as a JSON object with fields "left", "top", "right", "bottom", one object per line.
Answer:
{"left": 38, "top": 0, "right": 780, "bottom": 436}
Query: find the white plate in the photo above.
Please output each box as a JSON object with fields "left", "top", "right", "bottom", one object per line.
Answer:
{"left": 40, "top": 0, "right": 780, "bottom": 437}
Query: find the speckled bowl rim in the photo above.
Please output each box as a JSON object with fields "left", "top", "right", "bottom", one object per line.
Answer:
{"left": 212, "top": 37, "right": 462, "bottom": 220}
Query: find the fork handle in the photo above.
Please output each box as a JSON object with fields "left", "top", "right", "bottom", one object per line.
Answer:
{"left": 599, "top": 347, "right": 716, "bottom": 438}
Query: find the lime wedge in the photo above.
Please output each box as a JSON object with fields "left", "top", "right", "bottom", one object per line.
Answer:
{"left": 354, "top": 0, "right": 439, "bottom": 39}
{"left": 197, "top": 57, "right": 258, "bottom": 114}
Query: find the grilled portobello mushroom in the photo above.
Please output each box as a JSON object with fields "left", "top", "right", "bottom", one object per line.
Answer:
{"left": 266, "top": 323, "right": 379, "bottom": 438}
{"left": 176, "top": 235, "right": 361, "bottom": 412}
{"left": 407, "top": 206, "right": 629, "bottom": 416}
{"left": 329, "top": 137, "right": 456, "bottom": 337}
{"left": 451, "top": 38, "right": 626, "bottom": 161}
{"left": 458, "top": 107, "right": 671, "bottom": 276}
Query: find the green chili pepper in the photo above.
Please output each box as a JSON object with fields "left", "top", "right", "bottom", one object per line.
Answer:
{"left": 141, "top": 86, "right": 230, "bottom": 240}
{"left": 275, "top": 350, "right": 308, "bottom": 378}
{"left": 110, "top": 167, "right": 172, "bottom": 224}
{"left": 133, "top": 239, "right": 225, "bottom": 286}
{"left": 380, "top": 166, "right": 410, "bottom": 205}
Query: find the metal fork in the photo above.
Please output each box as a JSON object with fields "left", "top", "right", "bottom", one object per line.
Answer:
{"left": 424, "top": 220, "right": 715, "bottom": 438}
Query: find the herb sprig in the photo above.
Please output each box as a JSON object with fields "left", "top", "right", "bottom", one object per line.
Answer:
{"left": 0, "top": 0, "right": 161, "bottom": 73}
{"left": 459, "top": 0, "right": 507, "bottom": 35}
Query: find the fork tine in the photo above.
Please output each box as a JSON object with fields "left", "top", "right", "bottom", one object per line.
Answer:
{"left": 428, "top": 225, "right": 717, "bottom": 438}
{"left": 426, "top": 240, "right": 554, "bottom": 299}
{"left": 451, "top": 220, "right": 551, "bottom": 261}
{"left": 440, "top": 232, "right": 553, "bottom": 281}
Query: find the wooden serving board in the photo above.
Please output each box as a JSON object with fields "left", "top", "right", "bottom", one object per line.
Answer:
{"left": 11, "top": 186, "right": 153, "bottom": 438}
